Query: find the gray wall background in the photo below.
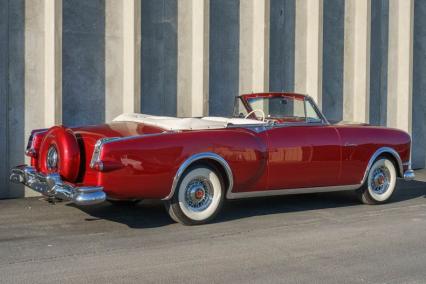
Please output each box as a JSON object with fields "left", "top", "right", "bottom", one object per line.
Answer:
{"left": 1, "top": 0, "right": 426, "bottom": 198}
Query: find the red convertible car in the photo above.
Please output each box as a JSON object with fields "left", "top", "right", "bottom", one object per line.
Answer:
{"left": 10, "top": 93, "right": 414, "bottom": 225}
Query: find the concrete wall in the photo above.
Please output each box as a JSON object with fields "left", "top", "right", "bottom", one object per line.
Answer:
{"left": 412, "top": 0, "right": 426, "bottom": 169}
{"left": 369, "top": 0, "right": 389, "bottom": 126}
{"left": 209, "top": 0, "right": 239, "bottom": 116}
{"left": 322, "top": 0, "right": 345, "bottom": 122}
{"left": 0, "top": 0, "right": 25, "bottom": 198}
{"left": 269, "top": 0, "right": 295, "bottom": 92}
{"left": 141, "top": 0, "right": 177, "bottom": 116}
{"left": 63, "top": 0, "right": 105, "bottom": 126}
{"left": 1, "top": 0, "right": 426, "bottom": 198}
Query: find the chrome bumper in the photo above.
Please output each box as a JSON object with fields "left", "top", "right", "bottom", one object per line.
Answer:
{"left": 403, "top": 169, "right": 415, "bottom": 181}
{"left": 9, "top": 165, "right": 106, "bottom": 206}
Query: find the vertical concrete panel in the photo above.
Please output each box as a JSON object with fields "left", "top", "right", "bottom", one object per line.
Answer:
{"left": 177, "top": 0, "right": 209, "bottom": 117}
{"left": 369, "top": 0, "right": 389, "bottom": 126}
{"left": 62, "top": 0, "right": 105, "bottom": 126}
{"left": 24, "top": 0, "right": 48, "bottom": 197}
{"left": 294, "top": 0, "right": 323, "bottom": 105}
{"left": 123, "top": 0, "right": 141, "bottom": 115}
{"left": 269, "top": 0, "right": 295, "bottom": 92}
{"left": 209, "top": 0, "right": 239, "bottom": 116}
{"left": 7, "top": 0, "right": 25, "bottom": 198}
{"left": 105, "top": 0, "right": 124, "bottom": 122}
{"left": 141, "top": 0, "right": 177, "bottom": 116}
{"left": 387, "top": 0, "right": 413, "bottom": 133}
{"left": 25, "top": 0, "right": 45, "bottom": 145}
{"left": 44, "top": 0, "right": 62, "bottom": 127}
{"left": 412, "top": 0, "right": 426, "bottom": 169}
{"left": 0, "top": 0, "right": 9, "bottom": 197}
{"left": 105, "top": 0, "right": 141, "bottom": 121}
{"left": 239, "top": 0, "right": 269, "bottom": 94}
{"left": 343, "top": 0, "right": 370, "bottom": 122}
{"left": 322, "top": 0, "right": 345, "bottom": 121}
{"left": 0, "top": 0, "right": 25, "bottom": 198}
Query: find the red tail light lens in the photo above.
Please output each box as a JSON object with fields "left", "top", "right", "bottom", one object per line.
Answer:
{"left": 26, "top": 129, "right": 48, "bottom": 158}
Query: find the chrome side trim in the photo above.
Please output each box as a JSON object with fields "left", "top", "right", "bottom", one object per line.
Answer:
{"left": 163, "top": 152, "right": 234, "bottom": 200}
{"left": 226, "top": 184, "right": 360, "bottom": 199}
{"left": 227, "top": 124, "right": 270, "bottom": 133}
{"left": 360, "top": 147, "right": 404, "bottom": 185}
{"left": 90, "top": 137, "right": 121, "bottom": 169}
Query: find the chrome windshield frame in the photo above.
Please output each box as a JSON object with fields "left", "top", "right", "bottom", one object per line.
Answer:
{"left": 236, "top": 93, "right": 329, "bottom": 126}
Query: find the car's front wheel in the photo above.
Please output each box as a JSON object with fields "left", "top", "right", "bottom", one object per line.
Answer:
{"left": 165, "top": 165, "right": 224, "bottom": 225}
{"left": 356, "top": 157, "right": 397, "bottom": 205}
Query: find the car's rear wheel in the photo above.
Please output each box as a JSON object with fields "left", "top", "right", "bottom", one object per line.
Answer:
{"left": 356, "top": 157, "right": 397, "bottom": 205}
{"left": 165, "top": 165, "right": 224, "bottom": 225}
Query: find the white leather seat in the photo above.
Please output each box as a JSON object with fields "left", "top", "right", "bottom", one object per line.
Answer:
{"left": 113, "top": 113, "right": 266, "bottom": 131}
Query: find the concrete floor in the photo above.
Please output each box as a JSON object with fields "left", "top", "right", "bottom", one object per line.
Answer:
{"left": 1, "top": 171, "right": 426, "bottom": 283}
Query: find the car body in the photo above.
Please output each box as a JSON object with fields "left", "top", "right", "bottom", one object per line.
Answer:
{"left": 10, "top": 93, "right": 415, "bottom": 224}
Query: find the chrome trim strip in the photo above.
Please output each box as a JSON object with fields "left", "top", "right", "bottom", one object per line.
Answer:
{"left": 90, "top": 137, "right": 121, "bottom": 169}
{"left": 9, "top": 165, "right": 106, "bottom": 205}
{"left": 163, "top": 152, "right": 234, "bottom": 200}
{"left": 361, "top": 147, "right": 404, "bottom": 184}
{"left": 90, "top": 133, "right": 173, "bottom": 169}
{"left": 226, "top": 184, "right": 360, "bottom": 199}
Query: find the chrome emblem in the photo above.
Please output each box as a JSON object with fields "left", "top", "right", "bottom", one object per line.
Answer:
{"left": 46, "top": 146, "right": 58, "bottom": 170}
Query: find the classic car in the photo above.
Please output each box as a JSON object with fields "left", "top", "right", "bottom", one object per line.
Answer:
{"left": 10, "top": 93, "right": 415, "bottom": 225}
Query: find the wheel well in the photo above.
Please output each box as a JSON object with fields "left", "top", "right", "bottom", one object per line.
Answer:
{"left": 376, "top": 152, "right": 402, "bottom": 178}
{"left": 191, "top": 159, "right": 230, "bottom": 192}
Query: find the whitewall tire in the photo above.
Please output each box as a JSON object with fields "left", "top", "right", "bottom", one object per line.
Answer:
{"left": 357, "top": 158, "right": 397, "bottom": 205}
{"left": 165, "top": 165, "right": 224, "bottom": 225}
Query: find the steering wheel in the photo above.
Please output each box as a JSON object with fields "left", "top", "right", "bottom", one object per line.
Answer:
{"left": 245, "top": 109, "right": 266, "bottom": 122}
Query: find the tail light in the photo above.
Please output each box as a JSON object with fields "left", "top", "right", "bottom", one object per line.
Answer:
{"left": 26, "top": 129, "right": 48, "bottom": 158}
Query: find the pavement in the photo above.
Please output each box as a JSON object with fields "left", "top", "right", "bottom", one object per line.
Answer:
{"left": 1, "top": 171, "right": 426, "bottom": 284}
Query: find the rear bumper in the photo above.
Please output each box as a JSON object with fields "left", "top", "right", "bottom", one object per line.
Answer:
{"left": 9, "top": 165, "right": 106, "bottom": 206}
{"left": 403, "top": 169, "right": 415, "bottom": 181}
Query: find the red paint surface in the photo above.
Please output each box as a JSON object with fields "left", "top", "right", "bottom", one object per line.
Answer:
{"left": 27, "top": 93, "right": 412, "bottom": 200}
{"left": 37, "top": 126, "right": 80, "bottom": 182}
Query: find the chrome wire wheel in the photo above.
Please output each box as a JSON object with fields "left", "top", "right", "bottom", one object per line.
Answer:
{"left": 370, "top": 166, "right": 391, "bottom": 195}
{"left": 363, "top": 158, "right": 397, "bottom": 203}
{"left": 166, "top": 165, "right": 224, "bottom": 225}
{"left": 183, "top": 178, "right": 214, "bottom": 212}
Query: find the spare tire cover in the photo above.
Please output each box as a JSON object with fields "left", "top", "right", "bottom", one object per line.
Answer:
{"left": 38, "top": 126, "right": 81, "bottom": 182}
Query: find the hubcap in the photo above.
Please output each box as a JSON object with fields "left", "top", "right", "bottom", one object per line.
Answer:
{"left": 184, "top": 178, "right": 213, "bottom": 212}
{"left": 370, "top": 166, "right": 390, "bottom": 194}
{"left": 46, "top": 146, "right": 58, "bottom": 170}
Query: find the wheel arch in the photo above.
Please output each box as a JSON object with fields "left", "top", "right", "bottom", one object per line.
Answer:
{"left": 361, "top": 147, "right": 404, "bottom": 185}
{"left": 163, "top": 152, "right": 234, "bottom": 200}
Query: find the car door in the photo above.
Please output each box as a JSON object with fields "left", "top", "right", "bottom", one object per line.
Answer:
{"left": 266, "top": 123, "right": 342, "bottom": 190}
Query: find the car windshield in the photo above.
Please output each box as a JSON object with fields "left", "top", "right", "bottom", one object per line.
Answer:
{"left": 238, "top": 96, "right": 322, "bottom": 123}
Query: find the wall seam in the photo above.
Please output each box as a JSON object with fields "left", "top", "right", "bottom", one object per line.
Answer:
{"left": 5, "top": 0, "right": 10, "bottom": 196}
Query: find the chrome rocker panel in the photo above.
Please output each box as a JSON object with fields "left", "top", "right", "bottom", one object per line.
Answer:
{"left": 9, "top": 166, "right": 106, "bottom": 206}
